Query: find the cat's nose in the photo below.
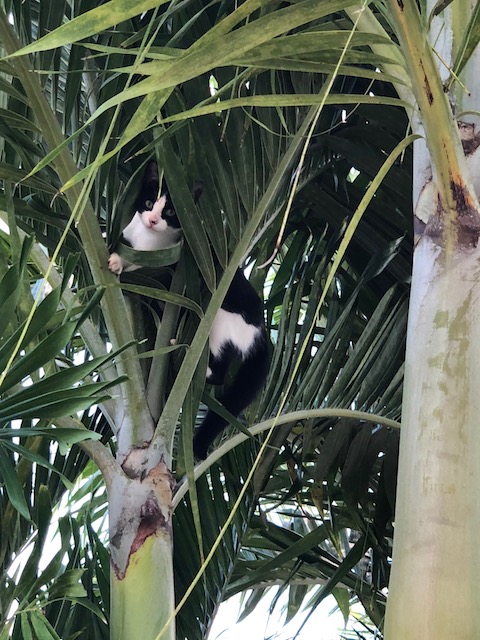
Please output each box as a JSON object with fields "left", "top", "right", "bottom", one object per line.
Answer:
{"left": 147, "top": 214, "right": 159, "bottom": 227}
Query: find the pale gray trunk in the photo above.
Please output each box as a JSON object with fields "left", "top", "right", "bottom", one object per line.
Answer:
{"left": 385, "top": 1, "right": 480, "bottom": 637}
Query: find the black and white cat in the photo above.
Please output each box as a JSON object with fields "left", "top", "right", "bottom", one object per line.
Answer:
{"left": 108, "top": 161, "right": 269, "bottom": 459}
{"left": 108, "top": 162, "right": 194, "bottom": 274}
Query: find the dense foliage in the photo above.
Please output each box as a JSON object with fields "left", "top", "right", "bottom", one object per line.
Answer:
{"left": 0, "top": 1, "right": 427, "bottom": 638}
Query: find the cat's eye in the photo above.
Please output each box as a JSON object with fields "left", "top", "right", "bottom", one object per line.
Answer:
{"left": 145, "top": 200, "right": 154, "bottom": 210}
{"left": 164, "top": 208, "right": 175, "bottom": 217}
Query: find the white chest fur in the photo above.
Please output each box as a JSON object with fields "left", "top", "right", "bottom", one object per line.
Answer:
{"left": 209, "top": 308, "right": 261, "bottom": 358}
{"left": 123, "top": 213, "right": 181, "bottom": 251}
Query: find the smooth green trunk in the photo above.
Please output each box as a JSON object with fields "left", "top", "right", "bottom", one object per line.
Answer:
{"left": 111, "top": 534, "right": 174, "bottom": 640}
{"left": 109, "top": 460, "right": 175, "bottom": 640}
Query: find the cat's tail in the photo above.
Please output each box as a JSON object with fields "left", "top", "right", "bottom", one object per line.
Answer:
{"left": 192, "top": 333, "right": 270, "bottom": 460}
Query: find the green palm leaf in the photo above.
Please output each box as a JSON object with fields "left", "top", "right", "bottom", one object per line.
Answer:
{"left": 0, "top": 1, "right": 419, "bottom": 638}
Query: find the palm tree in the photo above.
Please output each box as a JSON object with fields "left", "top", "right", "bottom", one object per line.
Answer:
{"left": 0, "top": 1, "right": 477, "bottom": 639}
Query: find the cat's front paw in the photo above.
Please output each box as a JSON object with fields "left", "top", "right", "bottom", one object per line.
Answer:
{"left": 108, "top": 252, "right": 123, "bottom": 275}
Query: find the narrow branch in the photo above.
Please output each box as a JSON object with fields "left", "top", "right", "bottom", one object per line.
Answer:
{"left": 173, "top": 408, "right": 401, "bottom": 509}
{"left": 28, "top": 238, "right": 118, "bottom": 422}
{"left": 54, "top": 416, "right": 120, "bottom": 491}
{"left": 344, "top": 4, "right": 414, "bottom": 106}
{"left": 146, "top": 262, "right": 186, "bottom": 422}
{"left": 0, "top": 10, "right": 153, "bottom": 444}
{"left": 389, "top": 0, "right": 479, "bottom": 217}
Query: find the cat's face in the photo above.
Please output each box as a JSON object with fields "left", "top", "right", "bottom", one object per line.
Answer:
{"left": 134, "top": 160, "right": 202, "bottom": 233}
{"left": 136, "top": 191, "right": 180, "bottom": 232}
{"left": 134, "top": 163, "right": 181, "bottom": 232}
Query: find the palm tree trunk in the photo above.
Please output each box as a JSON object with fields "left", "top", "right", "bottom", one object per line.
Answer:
{"left": 109, "top": 464, "right": 175, "bottom": 640}
{"left": 385, "top": 1, "right": 480, "bottom": 636}
{"left": 385, "top": 236, "right": 480, "bottom": 638}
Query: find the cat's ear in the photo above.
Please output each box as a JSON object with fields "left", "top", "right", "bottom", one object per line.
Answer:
{"left": 143, "top": 160, "right": 159, "bottom": 184}
{"left": 193, "top": 181, "right": 203, "bottom": 203}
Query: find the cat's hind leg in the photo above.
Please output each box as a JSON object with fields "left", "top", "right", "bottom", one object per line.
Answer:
{"left": 206, "top": 348, "right": 231, "bottom": 385}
